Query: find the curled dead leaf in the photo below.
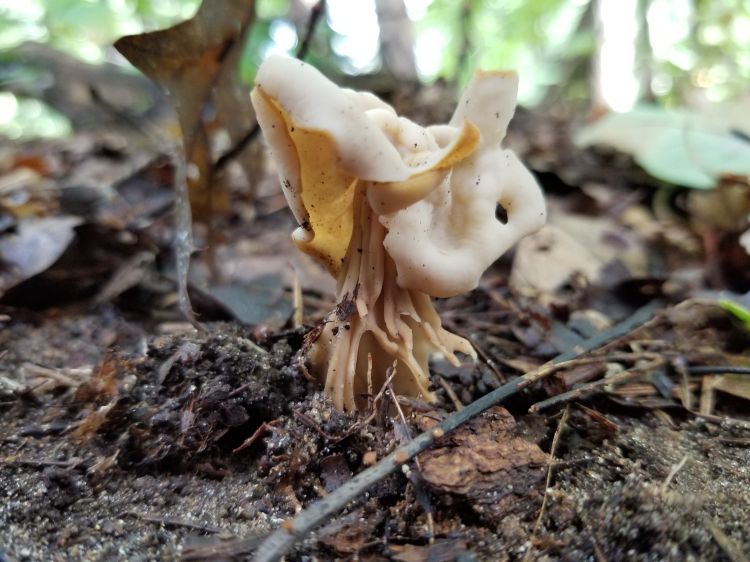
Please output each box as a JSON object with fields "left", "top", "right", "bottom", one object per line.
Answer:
{"left": 115, "top": 0, "right": 257, "bottom": 219}
{"left": 0, "top": 216, "right": 81, "bottom": 295}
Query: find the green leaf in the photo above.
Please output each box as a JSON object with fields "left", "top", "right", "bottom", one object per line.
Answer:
{"left": 721, "top": 299, "right": 750, "bottom": 331}
{"left": 575, "top": 106, "right": 750, "bottom": 189}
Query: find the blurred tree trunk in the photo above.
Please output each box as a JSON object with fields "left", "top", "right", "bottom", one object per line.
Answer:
{"left": 591, "top": 0, "right": 641, "bottom": 112}
{"left": 374, "top": 0, "right": 418, "bottom": 82}
{"left": 455, "top": 0, "right": 474, "bottom": 84}
{"left": 540, "top": 0, "right": 595, "bottom": 108}
{"left": 289, "top": 0, "right": 313, "bottom": 28}
{"left": 636, "top": 0, "right": 655, "bottom": 103}
{"left": 591, "top": 0, "right": 607, "bottom": 112}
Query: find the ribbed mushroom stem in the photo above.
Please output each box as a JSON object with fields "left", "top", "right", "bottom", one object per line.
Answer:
{"left": 308, "top": 187, "right": 476, "bottom": 411}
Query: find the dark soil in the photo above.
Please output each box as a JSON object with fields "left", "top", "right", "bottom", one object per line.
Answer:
{"left": 1, "top": 297, "right": 748, "bottom": 562}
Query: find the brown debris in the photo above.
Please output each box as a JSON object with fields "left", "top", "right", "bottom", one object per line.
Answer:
{"left": 318, "top": 505, "right": 383, "bottom": 555}
{"left": 389, "top": 539, "right": 469, "bottom": 562}
{"left": 420, "top": 406, "right": 547, "bottom": 521}
{"left": 319, "top": 453, "right": 352, "bottom": 492}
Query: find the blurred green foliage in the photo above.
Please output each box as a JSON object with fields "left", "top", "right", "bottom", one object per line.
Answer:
{"left": 679, "top": 0, "right": 750, "bottom": 101}
{"left": 417, "top": 0, "right": 591, "bottom": 103}
{"left": 0, "top": 92, "right": 71, "bottom": 138}
{"left": 0, "top": 0, "right": 201, "bottom": 60}
{"left": 1, "top": 0, "right": 749, "bottom": 139}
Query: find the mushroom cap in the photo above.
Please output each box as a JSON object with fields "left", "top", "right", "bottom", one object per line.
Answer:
{"left": 250, "top": 55, "right": 545, "bottom": 288}
{"left": 251, "top": 55, "right": 478, "bottom": 275}
{"left": 381, "top": 146, "right": 546, "bottom": 297}
{"left": 378, "top": 70, "right": 546, "bottom": 297}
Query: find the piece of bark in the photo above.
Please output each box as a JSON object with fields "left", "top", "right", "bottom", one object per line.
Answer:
{"left": 419, "top": 406, "right": 547, "bottom": 522}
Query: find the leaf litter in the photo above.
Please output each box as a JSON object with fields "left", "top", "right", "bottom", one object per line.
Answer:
{"left": 1, "top": 2, "right": 750, "bottom": 561}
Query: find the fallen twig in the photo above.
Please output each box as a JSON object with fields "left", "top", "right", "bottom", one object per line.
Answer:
{"left": 692, "top": 411, "right": 750, "bottom": 430}
{"left": 233, "top": 421, "right": 277, "bottom": 453}
{"left": 529, "top": 355, "right": 665, "bottom": 412}
{"left": 524, "top": 405, "right": 570, "bottom": 562}
{"left": 0, "top": 456, "right": 83, "bottom": 469}
{"left": 660, "top": 454, "right": 689, "bottom": 494}
{"left": 706, "top": 518, "right": 750, "bottom": 562}
{"left": 182, "top": 536, "right": 263, "bottom": 561}
{"left": 172, "top": 142, "right": 200, "bottom": 328}
{"left": 436, "top": 375, "right": 464, "bottom": 411}
{"left": 251, "top": 300, "right": 664, "bottom": 562}
{"left": 386, "top": 378, "right": 435, "bottom": 542}
{"left": 89, "top": 81, "right": 199, "bottom": 327}
{"left": 213, "top": 0, "right": 326, "bottom": 175}
{"left": 21, "top": 362, "right": 91, "bottom": 389}
{"left": 716, "top": 437, "right": 750, "bottom": 447}
{"left": 468, "top": 336, "right": 507, "bottom": 384}
{"left": 687, "top": 366, "right": 750, "bottom": 376}
{"left": 446, "top": 323, "right": 507, "bottom": 384}
{"left": 588, "top": 525, "right": 610, "bottom": 562}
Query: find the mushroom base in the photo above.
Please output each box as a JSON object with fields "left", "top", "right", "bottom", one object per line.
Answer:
{"left": 308, "top": 189, "right": 476, "bottom": 411}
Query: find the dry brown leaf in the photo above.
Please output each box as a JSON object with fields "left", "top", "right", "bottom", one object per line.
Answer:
{"left": 114, "top": 0, "right": 256, "bottom": 220}
{"left": 0, "top": 168, "right": 58, "bottom": 218}
{"left": 712, "top": 374, "right": 750, "bottom": 402}
{"left": 0, "top": 216, "right": 81, "bottom": 295}
{"left": 510, "top": 224, "right": 602, "bottom": 296}
{"left": 688, "top": 183, "right": 750, "bottom": 234}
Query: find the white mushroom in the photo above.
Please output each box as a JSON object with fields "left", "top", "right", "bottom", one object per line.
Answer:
{"left": 251, "top": 55, "right": 546, "bottom": 411}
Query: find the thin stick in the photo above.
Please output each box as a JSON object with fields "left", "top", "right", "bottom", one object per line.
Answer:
{"left": 233, "top": 421, "right": 276, "bottom": 453}
{"left": 386, "top": 378, "right": 434, "bottom": 541}
{"left": 523, "top": 405, "right": 570, "bottom": 562}
{"left": 21, "top": 363, "right": 85, "bottom": 388}
{"left": 674, "top": 357, "right": 694, "bottom": 412}
{"left": 173, "top": 141, "right": 200, "bottom": 328}
{"left": 251, "top": 300, "right": 663, "bottom": 562}
{"left": 470, "top": 338, "right": 506, "bottom": 384}
{"left": 447, "top": 325, "right": 506, "bottom": 384}
{"left": 706, "top": 519, "right": 750, "bottom": 562}
{"left": 660, "top": 454, "right": 689, "bottom": 495}
{"left": 529, "top": 356, "right": 664, "bottom": 413}
{"left": 535, "top": 406, "right": 569, "bottom": 532}
{"left": 123, "top": 511, "right": 224, "bottom": 535}
{"left": 436, "top": 375, "right": 464, "bottom": 411}
{"left": 295, "top": 0, "right": 325, "bottom": 61}
{"left": 692, "top": 411, "right": 750, "bottom": 430}
{"left": 213, "top": 0, "right": 326, "bottom": 174}
{"left": 688, "top": 366, "right": 750, "bottom": 376}
{"left": 700, "top": 375, "right": 717, "bottom": 415}
{"left": 292, "top": 268, "right": 304, "bottom": 328}
{"left": 1, "top": 457, "right": 83, "bottom": 468}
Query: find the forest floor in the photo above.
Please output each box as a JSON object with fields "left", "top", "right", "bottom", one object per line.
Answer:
{"left": 1, "top": 293, "right": 749, "bottom": 562}
{"left": 1, "top": 74, "right": 750, "bottom": 560}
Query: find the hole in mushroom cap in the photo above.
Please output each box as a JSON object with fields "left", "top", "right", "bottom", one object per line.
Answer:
{"left": 495, "top": 202, "right": 508, "bottom": 224}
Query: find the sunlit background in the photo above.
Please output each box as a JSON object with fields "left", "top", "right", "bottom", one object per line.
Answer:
{"left": 1, "top": 0, "right": 749, "bottom": 139}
